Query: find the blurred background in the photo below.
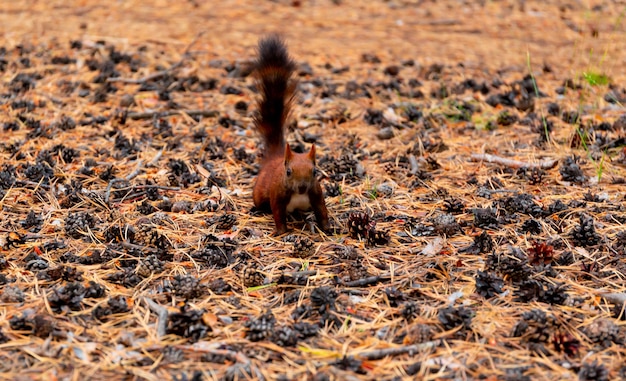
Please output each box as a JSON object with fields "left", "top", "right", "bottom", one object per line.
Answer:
{"left": 1, "top": 0, "right": 624, "bottom": 79}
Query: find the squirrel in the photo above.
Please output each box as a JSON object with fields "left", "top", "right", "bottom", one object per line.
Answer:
{"left": 252, "top": 36, "right": 330, "bottom": 235}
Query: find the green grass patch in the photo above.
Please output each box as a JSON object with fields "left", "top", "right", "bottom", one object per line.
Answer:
{"left": 582, "top": 71, "right": 610, "bottom": 86}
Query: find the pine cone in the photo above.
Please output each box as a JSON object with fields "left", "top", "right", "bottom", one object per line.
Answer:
{"left": 171, "top": 275, "right": 204, "bottom": 299}
{"left": 578, "top": 361, "right": 609, "bottom": 381}
{"left": 292, "top": 236, "right": 315, "bottom": 258}
{"left": 485, "top": 249, "right": 532, "bottom": 282}
{"left": 334, "top": 244, "right": 361, "bottom": 262}
{"left": 401, "top": 302, "right": 420, "bottom": 322}
{"left": 571, "top": 214, "right": 600, "bottom": 247}
{"left": 437, "top": 306, "right": 473, "bottom": 330}
{"left": 324, "top": 182, "right": 341, "bottom": 197}
{"left": 310, "top": 286, "right": 338, "bottom": 314}
{"left": 243, "top": 265, "right": 265, "bottom": 288}
{"left": 366, "top": 227, "right": 390, "bottom": 247}
{"left": 64, "top": 212, "right": 96, "bottom": 239}
{"left": 443, "top": 198, "right": 465, "bottom": 214}
{"left": 401, "top": 323, "right": 433, "bottom": 345}
{"left": 475, "top": 271, "right": 504, "bottom": 299}
{"left": 528, "top": 168, "right": 545, "bottom": 185}
{"left": 133, "top": 223, "right": 153, "bottom": 245}
{"left": 348, "top": 211, "right": 371, "bottom": 239}
{"left": 583, "top": 318, "right": 621, "bottom": 348}
{"left": 346, "top": 260, "right": 370, "bottom": 281}
{"left": 134, "top": 223, "right": 170, "bottom": 251}
{"left": 213, "top": 214, "right": 237, "bottom": 230}
{"left": 382, "top": 161, "right": 407, "bottom": 177}
{"left": 136, "top": 255, "right": 165, "bottom": 277}
{"left": 293, "top": 322, "right": 319, "bottom": 338}
{"left": 552, "top": 329, "right": 580, "bottom": 356}
{"left": 512, "top": 309, "right": 558, "bottom": 343}
{"left": 245, "top": 310, "right": 276, "bottom": 341}
{"left": 527, "top": 241, "right": 555, "bottom": 266}
{"left": 271, "top": 325, "right": 299, "bottom": 347}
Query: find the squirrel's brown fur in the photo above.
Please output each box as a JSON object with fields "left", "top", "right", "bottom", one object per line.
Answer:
{"left": 252, "top": 36, "right": 330, "bottom": 235}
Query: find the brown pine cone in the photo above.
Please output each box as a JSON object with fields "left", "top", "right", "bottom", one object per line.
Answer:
{"left": 171, "top": 274, "right": 204, "bottom": 299}
{"left": 346, "top": 260, "right": 370, "bottom": 281}
{"left": 583, "top": 318, "right": 622, "bottom": 348}
{"left": 401, "top": 323, "right": 433, "bottom": 345}
{"left": 243, "top": 265, "right": 265, "bottom": 288}
{"left": 366, "top": 227, "right": 390, "bottom": 247}
{"left": 348, "top": 211, "right": 371, "bottom": 239}
{"left": 512, "top": 309, "right": 558, "bottom": 343}
{"left": 292, "top": 236, "right": 315, "bottom": 258}
{"left": 212, "top": 214, "right": 237, "bottom": 230}
{"left": 136, "top": 254, "right": 165, "bottom": 278}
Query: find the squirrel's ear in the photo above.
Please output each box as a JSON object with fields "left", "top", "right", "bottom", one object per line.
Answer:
{"left": 284, "top": 145, "right": 293, "bottom": 165}
{"left": 308, "top": 144, "right": 316, "bottom": 164}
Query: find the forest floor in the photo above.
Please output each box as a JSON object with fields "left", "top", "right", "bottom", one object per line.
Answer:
{"left": 0, "top": 1, "right": 626, "bottom": 380}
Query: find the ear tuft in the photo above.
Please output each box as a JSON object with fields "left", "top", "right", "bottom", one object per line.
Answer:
{"left": 308, "top": 144, "right": 316, "bottom": 164}
{"left": 284, "top": 145, "right": 293, "bottom": 165}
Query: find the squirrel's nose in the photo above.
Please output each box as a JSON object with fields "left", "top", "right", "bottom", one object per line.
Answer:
{"left": 298, "top": 185, "right": 308, "bottom": 194}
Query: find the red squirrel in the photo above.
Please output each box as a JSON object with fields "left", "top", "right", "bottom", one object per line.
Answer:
{"left": 252, "top": 36, "right": 330, "bottom": 235}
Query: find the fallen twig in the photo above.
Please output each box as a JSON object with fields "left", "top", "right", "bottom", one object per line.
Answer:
{"left": 122, "top": 241, "right": 160, "bottom": 254}
{"left": 127, "top": 109, "right": 218, "bottom": 120}
{"left": 600, "top": 292, "right": 626, "bottom": 304}
{"left": 16, "top": 180, "right": 52, "bottom": 190}
{"left": 355, "top": 340, "right": 441, "bottom": 361}
{"left": 275, "top": 270, "right": 318, "bottom": 285}
{"left": 341, "top": 274, "right": 391, "bottom": 288}
{"left": 470, "top": 153, "right": 558, "bottom": 169}
{"left": 408, "top": 154, "right": 420, "bottom": 175}
{"left": 111, "top": 191, "right": 147, "bottom": 203}
{"left": 105, "top": 178, "right": 127, "bottom": 204}
{"left": 148, "top": 149, "right": 164, "bottom": 167}
{"left": 126, "top": 159, "right": 144, "bottom": 181}
{"left": 127, "top": 184, "right": 180, "bottom": 191}
{"left": 143, "top": 297, "right": 169, "bottom": 337}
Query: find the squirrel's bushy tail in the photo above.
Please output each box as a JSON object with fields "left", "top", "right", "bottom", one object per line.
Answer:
{"left": 255, "top": 36, "right": 296, "bottom": 158}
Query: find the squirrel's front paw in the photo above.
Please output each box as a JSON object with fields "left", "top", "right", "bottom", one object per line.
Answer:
{"left": 320, "top": 223, "right": 331, "bottom": 233}
{"left": 272, "top": 226, "right": 291, "bottom": 236}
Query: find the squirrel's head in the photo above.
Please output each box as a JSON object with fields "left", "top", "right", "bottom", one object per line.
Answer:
{"left": 284, "top": 144, "right": 318, "bottom": 194}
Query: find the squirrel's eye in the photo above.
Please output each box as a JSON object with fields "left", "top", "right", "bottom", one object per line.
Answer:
{"left": 312, "top": 167, "right": 318, "bottom": 176}
{"left": 286, "top": 167, "right": 292, "bottom": 177}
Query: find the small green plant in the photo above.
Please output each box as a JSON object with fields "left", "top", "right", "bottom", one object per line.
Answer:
{"left": 441, "top": 100, "right": 473, "bottom": 122}
{"left": 576, "top": 125, "right": 607, "bottom": 181}
{"left": 595, "top": 152, "right": 606, "bottom": 181}
{"left": 246, "top": 283, "right": 277, "bottom": 292}
{"left": 365, "top": 187, "right": 378, "bottom": 200}
{"left": 363, "top": 177, "right": 378, "bottom": 200}
{"left": 582, "top": 71, "right": 610, "bottom": 86}
{"left": 576, "top": 127, "right": 590, "bottom": 152}
{"left": 485, "top": 120, "right": 498, "bottom": 131}
{"left": 471, "top": 113, "right": 496, "bottom": 131}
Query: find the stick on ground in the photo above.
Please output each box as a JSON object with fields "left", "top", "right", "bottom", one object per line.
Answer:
{"left": 144, "top": 297, "right": 169, "bottom": 337}
{"left": 355, "top": 340, "right": 441, "bottom": 361}
{"left": 470, "top": 153, "right": 558, "bottom": 169}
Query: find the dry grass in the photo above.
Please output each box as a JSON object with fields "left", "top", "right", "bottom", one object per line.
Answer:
{"left": 0, "top": 1, "right": 626, "bottom": 380}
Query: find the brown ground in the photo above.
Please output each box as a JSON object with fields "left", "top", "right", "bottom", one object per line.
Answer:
{"left": 1, "top": 1, "right": 626, "bottom": 380}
